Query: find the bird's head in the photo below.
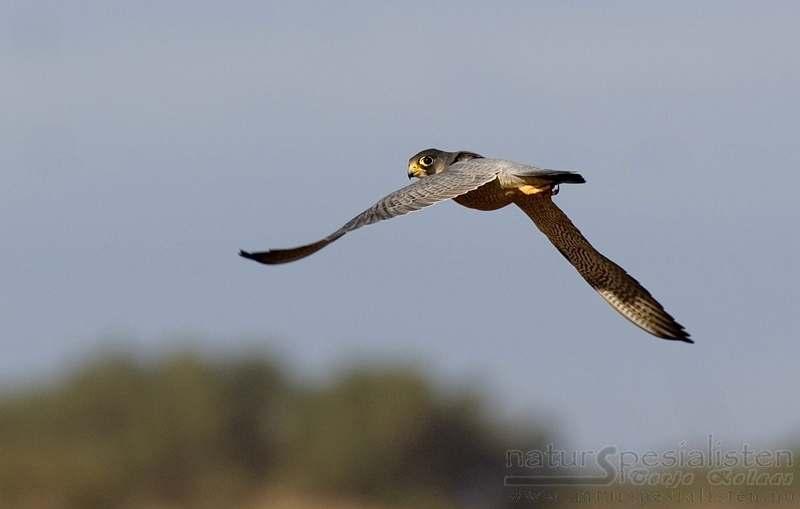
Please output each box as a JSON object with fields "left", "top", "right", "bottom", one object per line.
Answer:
{"left": 407, "top": 148, "right": 483, "bottom": 179}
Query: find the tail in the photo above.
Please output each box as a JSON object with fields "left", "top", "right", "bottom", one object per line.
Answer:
{"left": 541, "top": 170, "right": 586, "bottom": 185}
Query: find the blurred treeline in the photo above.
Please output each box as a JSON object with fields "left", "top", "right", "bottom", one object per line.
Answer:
{"left": 0, "top": 351, "right": 548, "bottom": 509}
{"left": 2, "top": 350, "right": 798, "bottom": 509}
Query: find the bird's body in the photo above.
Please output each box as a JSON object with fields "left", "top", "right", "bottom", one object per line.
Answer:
{"left": 241, "top": 149, "right": 691, "bottom": 343}
{"left": 452, "top": 161, "right": 580, "bottom": 210}
{"left": 453, "top": 178, "right": 513, "bottom": 210}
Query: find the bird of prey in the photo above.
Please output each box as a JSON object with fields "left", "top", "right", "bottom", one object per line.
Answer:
{"left": 241, "top": 149, "right": 691, "bottom": 343}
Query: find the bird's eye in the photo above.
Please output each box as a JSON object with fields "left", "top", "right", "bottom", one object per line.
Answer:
{"left": 419, "top": 156, "right": 434, "bottom": 167}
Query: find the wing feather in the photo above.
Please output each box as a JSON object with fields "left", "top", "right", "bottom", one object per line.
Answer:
{"left": 515, "top": 195, "right": 691, "bottom": 342}
{"left": 241, "top": 161, "right": 502, "bottom": 265}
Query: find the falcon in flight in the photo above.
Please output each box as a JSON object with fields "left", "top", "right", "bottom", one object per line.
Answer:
{"left": 241, "top": 149, "right": 691, "bottom": 343}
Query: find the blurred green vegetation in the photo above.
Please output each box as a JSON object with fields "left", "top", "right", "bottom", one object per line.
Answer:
{"left": 1, "top": 350, "right": 797, "bottom": 509}
{"left": 0, "top": 351, "right": 548, "bottom": 509}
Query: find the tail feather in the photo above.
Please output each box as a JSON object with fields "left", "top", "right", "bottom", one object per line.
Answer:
{"left": 542, "top": 171, "right": 586, "bottom": 185}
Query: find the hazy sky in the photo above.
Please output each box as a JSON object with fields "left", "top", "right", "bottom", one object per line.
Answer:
{"left": 2, "top": 1, "right": 799, "bottom": 451}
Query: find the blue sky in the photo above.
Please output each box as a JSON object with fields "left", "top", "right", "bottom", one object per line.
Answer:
{"left": 2, "top": 1, "right": 799, "bottom": 451}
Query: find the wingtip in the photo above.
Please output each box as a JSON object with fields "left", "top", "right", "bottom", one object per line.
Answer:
{"left": 657, "top": 333, "right": 693, "bottom": 344}
{"left": 239, "top": 248, "right": 286, "bottom": 265}
{"left": 669, "top": 328, "right": 693, "bottom": 344}
{"left": 652, "top": 323, "right": 692, "bottom": 343}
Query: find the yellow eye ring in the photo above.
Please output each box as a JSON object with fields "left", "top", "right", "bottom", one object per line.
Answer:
{"left": 419, "top": 155, "right": 434, "bottom": 167}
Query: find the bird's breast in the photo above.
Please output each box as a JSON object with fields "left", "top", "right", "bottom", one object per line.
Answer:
{"left": 453, "top": 180, "right": 515, "bottom": 211}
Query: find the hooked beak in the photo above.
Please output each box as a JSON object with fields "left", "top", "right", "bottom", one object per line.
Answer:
{"left": 407, "top": 162, "right": 424, "bottom": 179}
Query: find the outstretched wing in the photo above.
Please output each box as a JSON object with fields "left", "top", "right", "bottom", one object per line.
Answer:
{"left": 241, "top": 161, "right": 502, "bottom": 265}
{"left": 515, "top": 195, "right": 691, "bottom": 342}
